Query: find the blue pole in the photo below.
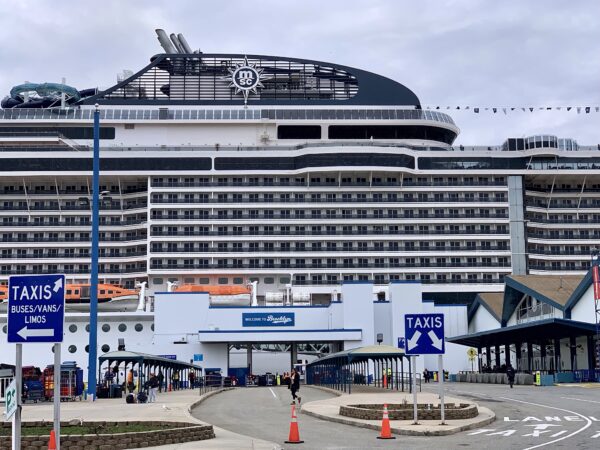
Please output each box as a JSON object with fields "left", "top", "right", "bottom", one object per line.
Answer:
{"left": 87, "top": 105, "right": 100, "bottom": 400}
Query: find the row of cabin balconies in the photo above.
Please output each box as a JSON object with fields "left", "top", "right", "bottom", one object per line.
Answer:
{"left": 0, "top": 265, "right": 146, "bottom": 275}
{"left": 0, "top": 233, "right": 146, "bottom": 243}
{"left": 529, "top": 262, "right": 589, "bottom": 271}
{"left": 0, "top": 249, "right": 146, "bottom": 259}
{"left": 150, "top": 224, "right": 508, "bottom": 236}
{"left": 0, "top": 186, "right": 147, "bottom": 196}
{"left": 526, "top": 199, "right": 600, "bottom": 209}
{"left": 0, "top": 201, "right": 147, "bottom": 211}
{"left": 526, "top": 215, "right": 600, "bottom": 225}
{"left": 149, "top": 243, "right": 510, "bottom": 253}
{"left": 149, "top": 259, "right": 511, "bottom": 270}
{"left": 150, "top": 178, "right": 507, "bottom": 189}
{"left": 149, "top": 211, "right": 509, "bottom": 221}
{"left": 292, "top": 276, "right": 505, "bottom": 285}
{"left": 149, "top": 195, "right": 508, "bottom": 204}
{"left": 528, "top": 230, "right": 600, "bottom": 240}
{"left": 0, "top": 218, "right": 146, "bottom": 227}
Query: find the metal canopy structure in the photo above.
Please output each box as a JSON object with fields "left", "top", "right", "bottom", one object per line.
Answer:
{"left": 306, "top": 345, "right": 412, "bottom": 394}
{"left": 97, "top": 351, "right": 203, "bottom": 393}
{"left": 448, "top": 318, "right": 597, "bottom": 348}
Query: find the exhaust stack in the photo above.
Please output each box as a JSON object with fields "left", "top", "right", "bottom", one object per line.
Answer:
{"left": 155, "top": 29, "right": 177, "bottom": 53}
{"left": 169, "top": 33, "right": 185, "bottom": 53}
{"left": 177, "top": 33, "right": 194, "bottom": 53}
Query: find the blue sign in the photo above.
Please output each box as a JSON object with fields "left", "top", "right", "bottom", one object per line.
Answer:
{"left": 159, "top": 355, "right": 177, "bottom": 360}
{"left": 193, "top": 354, "right": 203, "bottom": 362}
{"left": 404, "top": 313, "right": 445, "bottom": 355}
{"left": 7, "top": 274, "right": 65, "bottom": 343}
{"left": 242, "top": 312, "right": 295, "bottom": 327}
{"left": 397, "top": 337, "right": 405, "bottom": 349}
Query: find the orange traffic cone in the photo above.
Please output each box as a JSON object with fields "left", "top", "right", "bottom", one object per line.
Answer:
{"left": 284, "top": 404, "right": 304, "bottom": 444}
{"left": 48, "top": 429, "right": 57, "bottom": 449}
{"left": 377, "top": 404, "right": 396, "bottom": 440}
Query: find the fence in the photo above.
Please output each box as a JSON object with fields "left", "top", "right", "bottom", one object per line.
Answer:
{"left": 197, "top": 374, "right": 231, "bottom": 396}
{"left": 0, "top": 375, "right": 13, "bottom": 402}
{"left": 308, "top": 369, "right": 421, "bottom": 394}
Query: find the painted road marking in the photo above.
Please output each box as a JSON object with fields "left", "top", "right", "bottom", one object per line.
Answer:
{"left": 560, "top": 396, "right": 600, "bottom": 405}
{"left": 498, "top": 396, "right": 592, "bottom": 450}
{"left": 268, "top": 387, "right": 277, "bottom": 399}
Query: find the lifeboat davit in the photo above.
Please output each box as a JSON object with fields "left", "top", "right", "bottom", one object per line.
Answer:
{"left": 174, "top": 284, "right": 252, "bottom": 306}
{"left": 0, "top": 283, "right": 139, "bottom": 313}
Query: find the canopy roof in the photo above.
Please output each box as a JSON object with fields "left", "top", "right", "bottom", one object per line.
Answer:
{"left": 308, "top": 344, "right": 406, "bottom": 366}
{"left": 98, "top": 351, "right": 201, "bottom": 370}
{"left": 448, "top": 318, "right": 596, "bottom": 348}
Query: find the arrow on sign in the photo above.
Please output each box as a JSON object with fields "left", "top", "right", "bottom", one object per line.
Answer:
{"left": 53, "top": 278, "right": 63, "bottom": 292}
{"left": 407, "top": 330, "right": 421, "bottom": 351}
{"left": 17, "top": 327, "right": 54, "bottom": 340}
{"left": 428, "top": 330, "right": 443, "bottom": 350}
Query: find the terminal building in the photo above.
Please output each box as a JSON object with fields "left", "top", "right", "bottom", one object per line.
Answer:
{"left": 0, "top": 30, "right": 599, "bottom": 379}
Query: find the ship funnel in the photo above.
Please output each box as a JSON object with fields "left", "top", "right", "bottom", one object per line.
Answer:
{"left": 177, "top": 33, "right": 194, "bottom": 53}
{"left": 135, "top": 281, "right": 147, "bottom": 311}
{"left": 155, "top": 29, "right": 177, "bottom": 53}
{"left": 169, "top": 33, "right": 185, "bottom": 53}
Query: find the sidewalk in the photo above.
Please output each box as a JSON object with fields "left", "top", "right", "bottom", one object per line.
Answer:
{"left": 301, "top": 387, "right": 495, "bottom": 436}
{"left": 21, "top": 389, "right": 280, "bottom": 449}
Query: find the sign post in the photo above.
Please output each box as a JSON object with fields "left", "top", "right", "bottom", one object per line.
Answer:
{"left": 404, "top": 313, "right": 446, "bottom": 426}
{"left": 7, "top": 274, "right": 65, "bottom": 450}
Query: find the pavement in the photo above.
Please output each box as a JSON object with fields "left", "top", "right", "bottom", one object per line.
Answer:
{"left": 19, "top": 388, "right": 277, "bottom": 449}
{"left": 301, "top": 386, "right": 495, "bottom": 436}
{"left": 192, "top": 383, "right": 600, "bottom": 450}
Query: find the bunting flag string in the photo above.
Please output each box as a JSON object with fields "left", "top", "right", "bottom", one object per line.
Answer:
{"left": 425, "top": 106, "right": 599, "bottom": 114}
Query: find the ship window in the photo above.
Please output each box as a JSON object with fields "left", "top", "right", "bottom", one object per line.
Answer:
{"left": 118, "top": 324, "right": 127, "bottom": 332}
{"left": 85, "top": 324, "right": 90, "bottom": 332}
{"left": 101, "top": 344, "right": 110, "bottom": 353}
{"left": 68, "top": 345, "right": 77, "bottom": 354}
{"left": 264, "top": 277, "right": 275, "bottom": 284}
{"left": 102, "top": 324, "right": 110, "bottom": 332}
{"left": 328, "top": 125, "right": 456, "bottom": 144}
{"left": 69, "top": 324, "right": 77, "bottom": 333}
{"left": 151, "top": 323, "right": 154, "bottom": 331}
{"left": 184, "top": 277, "right": 195, "bottom": 284}
{"left": 279, "top": 277, "right": 291, "bottom": 284}
{"left": 198, "top": 277, "right": 210, "bottom": 284}
{"left": 85, "top": 345, "right": 89, "bottom": 353}
{"left": 218, "top": 277, "right": 228, "bottom": 284}
{"left": 66, "top": 290, "right": 72, "bottom": 295}
{"left": 100, "top": 290, "right": 106, "bottom": 295}
{"left": 152, "top": 278, "right": 163, "bottom": 285}
{"left": 135, "top": 323, "right": 143, "bottom": 332}
{"left": 2, "top": 325, "right": 6, "bottom": 334}
{"left": 233, "top": 277, "right": 244, "bottom": 284}
{"left": 277, "top": 126, "right": 321, "bottom": 139}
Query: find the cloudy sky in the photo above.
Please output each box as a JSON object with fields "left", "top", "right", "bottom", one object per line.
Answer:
{"left": 0, "top": 0, "right": 598, "bottom": 145}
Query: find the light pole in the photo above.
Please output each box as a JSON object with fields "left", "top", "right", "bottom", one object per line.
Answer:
{"left": 87, "top": 104, "right": 101, "bottom": 400}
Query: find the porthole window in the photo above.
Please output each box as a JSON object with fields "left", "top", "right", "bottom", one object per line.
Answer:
{"left": 102, "top": 324, "right": 110, "bottom": 332}
{"left": 85, "top": 345, "right": 89, "bottom": 353}
{"left": 69, "top": 324, "right": 78, "bottom": 333}
{"left": 85, "top": 324, "right": 90, "bottom": 332}
{"left": 68, "top": 345, "right": 77, "bottom": 354}
{"left": 151, "top": 323, "right": 154, "bottom": 331}
{"left": 2, "top": 325, "right": 7, "bottom": 334}
{"left": 135, "top": 323, "right": 143, "bottom": 332}
{"left": 118, "top": 323, "right": 127, "bottom": 332}
{"left": 101, "top": 344, "right": 110, "bottom": 353}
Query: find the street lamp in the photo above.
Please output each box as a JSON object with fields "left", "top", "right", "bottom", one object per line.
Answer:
{"left": 87, "top": 104, "right": 101, "bottom": 401}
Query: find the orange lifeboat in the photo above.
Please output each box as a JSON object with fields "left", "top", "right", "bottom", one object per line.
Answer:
{"left": 0, "top": 283, "right": 138, "bottom": 312}
{"left": 174, "top": 284, "right": 252, "bottom": 306}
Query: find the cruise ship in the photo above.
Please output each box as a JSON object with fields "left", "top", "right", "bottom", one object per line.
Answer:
{"left": 0, "top": 30, "right": 599, "bottom": 377}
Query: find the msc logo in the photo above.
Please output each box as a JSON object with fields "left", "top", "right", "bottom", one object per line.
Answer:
{"left": 233, "top": 67, "right": 259, "bottom": 90}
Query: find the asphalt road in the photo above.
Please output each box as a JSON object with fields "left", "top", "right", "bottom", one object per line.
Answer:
{"left": 192, "top": 383, "right": 600, "bottom": 450}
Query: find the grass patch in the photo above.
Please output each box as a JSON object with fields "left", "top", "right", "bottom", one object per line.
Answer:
{"left": 0, "top": 423, "right": 175, "bottom": 436}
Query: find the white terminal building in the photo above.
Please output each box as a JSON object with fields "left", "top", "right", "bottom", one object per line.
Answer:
{"left": 0, "top": 30, "right": 599, "bottom": 380}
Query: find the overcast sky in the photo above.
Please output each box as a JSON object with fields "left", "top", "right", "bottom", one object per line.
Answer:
{"left": 0, "top": 0, "right": 598, "bottom": 145}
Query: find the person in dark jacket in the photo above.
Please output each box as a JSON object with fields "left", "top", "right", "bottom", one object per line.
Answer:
{"left": 506, "top": 364, "right": 516, "bottom": 388}
{"left": 290, "top": 368, "right": 301, "bottom": 405}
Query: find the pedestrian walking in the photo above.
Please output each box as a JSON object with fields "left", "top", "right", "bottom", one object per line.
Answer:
{"left": 290, "top": 368, "right": 301, "bottom": 405}
{"left": 173, "top": 370, "right": 180, "bottom": 390}
{"left": 157, "top": 370, "right": 164, "bottom": 393}
{"left": 506, "top": 364, "right": 516, "bottom": 388}
{"left": 147, "top": 373, "right": 159, "bottom": 403}
{"left": 127, "top": 369, "right": 135, "bottom": 393}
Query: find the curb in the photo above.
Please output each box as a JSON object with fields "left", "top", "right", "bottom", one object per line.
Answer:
{"left": 301, "top": 405, "right": 496, "bottom": 436}
{"left": 186, "top": 387, "right": 235, "bottom": 418}
{"left": 305, "top": 385, "right": 343, "bottom": 397}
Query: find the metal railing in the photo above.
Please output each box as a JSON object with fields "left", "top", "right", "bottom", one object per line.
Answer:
{"left": 197, "top": 374, "right": 232, "bottom": 396}
{"left": 307, "top": 369, "right": 421, "bottom": 394}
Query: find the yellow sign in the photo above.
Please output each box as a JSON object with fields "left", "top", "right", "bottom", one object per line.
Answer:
{"left": 467, "top": 348, "right": 477, "bottom": 360}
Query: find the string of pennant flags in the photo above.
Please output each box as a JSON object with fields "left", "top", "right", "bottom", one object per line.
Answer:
{"left": 425, "top": 106, "right": 600, "bottom": 114}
